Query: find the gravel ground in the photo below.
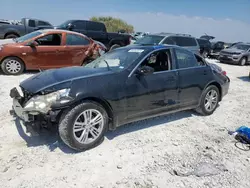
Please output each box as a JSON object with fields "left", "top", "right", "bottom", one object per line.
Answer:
{"left": 0, "top": 59, "right": 250, "bottom": 188}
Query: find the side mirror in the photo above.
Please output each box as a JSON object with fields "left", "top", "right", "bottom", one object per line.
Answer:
{"left": 136, "top": 66, "right": 154, "bottom": 76}
{"left": 27, "top": 40, "right": 38, "bottom": 47}
{"left": 67, "top": 23, "right": 74, "bottom": 30}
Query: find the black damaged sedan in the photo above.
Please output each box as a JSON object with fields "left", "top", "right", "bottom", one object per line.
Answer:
{"left": 10, "top": 45, "right": 230, "bottom": 151}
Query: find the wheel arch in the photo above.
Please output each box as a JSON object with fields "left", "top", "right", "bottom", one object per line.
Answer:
{"left": 4, "top": 32, "right": 20, "bottom": 38}
{"left": 0, "top": 56, "right": 26, "bottom": 69}
{"left": 204, "top": 81, "right": 222, "bottom": 101}
{"left": 72, "top": 97, "right": 115, "bottom": 130}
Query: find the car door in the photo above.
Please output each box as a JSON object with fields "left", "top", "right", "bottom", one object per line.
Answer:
{"left": 174, "top": 48, "right": 213, "bottom": 108}
{"left": 124, "top": 49, "right": 179, "bottom": 122}
{"left": 24, "top": 33, "right": 66, "bottom": 69}
{"left": 64, "top": 33, "right": 91, "bottom": 66}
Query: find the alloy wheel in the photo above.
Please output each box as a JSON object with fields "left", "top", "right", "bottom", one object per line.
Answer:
{"left": 204, "top": 89, "right": 218, "bottom": 112}
{"left": 73, "top": 109, "right": 104, "bottom": 144}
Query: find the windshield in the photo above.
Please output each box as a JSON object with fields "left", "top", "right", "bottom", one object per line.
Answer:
{"left": 231, "top": 44, "right": 250, "bottom": 51}
{"left": 16, "top": 31, "right": 42, "bottom": 43}
{"left": 85, "top": 48, "right": 145, "bottom": 70}
{"left": 57, "top": 20, "right": 72, "bottom": 28}
{"left": 134, "top": 35, "right": 164, "bottom": 45}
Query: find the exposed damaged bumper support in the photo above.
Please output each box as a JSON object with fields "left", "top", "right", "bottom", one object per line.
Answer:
{"left": 10, "top": 87, "right": 64, "bottom": 128}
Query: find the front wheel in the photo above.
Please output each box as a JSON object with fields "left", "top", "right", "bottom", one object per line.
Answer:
{"left": 239, "top": 57, "right": 247, "bottom": 66}
{"left": 195, "top": 85, "right": 220, "bottom": 116}
{"left": 1, "top": 57, "right": 25, "bottom": 75}
{"left": 59, "top": 101, "right": 109, "bottom": 151}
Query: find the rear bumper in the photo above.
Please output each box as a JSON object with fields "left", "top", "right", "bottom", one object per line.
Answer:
{"left": 221, "top": 76, "right": 230, "bottom": 99}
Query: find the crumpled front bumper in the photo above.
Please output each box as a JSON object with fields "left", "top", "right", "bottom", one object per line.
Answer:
{"left": 10, "top": 87, "right": 34, "bottom": 122}
{"left": 10, "top": 87, "right": 62, "bottom": 125}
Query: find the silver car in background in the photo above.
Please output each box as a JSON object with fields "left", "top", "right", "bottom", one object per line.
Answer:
{"left": 219, "top": 43, "right": 250, "bottom": 66}
{"left": 133, "top": 33, "right": 200, "bottom": 55}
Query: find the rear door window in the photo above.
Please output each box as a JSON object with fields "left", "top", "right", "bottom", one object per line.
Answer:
{"left": 163, "top": 36, "right": 176, "bottom": 45}
{"left": 73, "top": 21, "right": 86, "bottom": 30}
{"left": 173, "top": 37, "right": 197, "bottom": 47}
{"left": 66, "top": 34, "right": 90, "bottom": 45}
{"left": 175, "top": 48, "right": 199, "bottom": 69}
{"left": 28, "top": 20, "right": 36, "bottom": 27}
{"left": 38, "top": 21, "right": 51, "bottom": 26}
{"left": 86, "top": 22, "right": 105, "bottom": 32}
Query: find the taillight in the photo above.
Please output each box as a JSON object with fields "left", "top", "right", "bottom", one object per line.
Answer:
{"left": 222, "top": 71, "right": 227, "bottom": 76}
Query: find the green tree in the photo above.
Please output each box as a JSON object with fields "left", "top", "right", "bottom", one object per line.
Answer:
{"left": 90, "top": 16, "right": 134, "bottom": 33}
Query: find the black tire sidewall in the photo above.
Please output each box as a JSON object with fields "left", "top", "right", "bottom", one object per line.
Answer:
{"left": 59, "top": 101, "right": 108, "bottom": 151}
{"left": 199, "top": 85, "right": 220, "bottom": 115}
{"left": 239, "top": 57, "right": 247, "bottom": 66}
{"left": 1, "top": 57, "right": 25, "bottom": 75}
{"left": 5, "top": 34, "right": 18, "bottom": 39}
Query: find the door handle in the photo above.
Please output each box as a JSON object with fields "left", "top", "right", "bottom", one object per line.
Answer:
{"left": 203, "top": 70, "right": 207, "bottom": 75}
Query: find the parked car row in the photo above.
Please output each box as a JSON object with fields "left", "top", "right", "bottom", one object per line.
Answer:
{"left": 0, "top": 18, "right": 133, "bottom": 51}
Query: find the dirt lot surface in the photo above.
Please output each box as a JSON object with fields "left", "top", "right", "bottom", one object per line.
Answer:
{"left": 0, "top": 59, "right": 250, "bottom": 188}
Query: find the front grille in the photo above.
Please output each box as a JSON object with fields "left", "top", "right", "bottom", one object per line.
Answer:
{"left": 220, "top": 51, "right": 240, "bottom": 56}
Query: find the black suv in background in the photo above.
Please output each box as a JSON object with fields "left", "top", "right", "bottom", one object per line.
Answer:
{"left": 209, "top": 41, "right": 226, "bottom": 59}
{"left": 133, "top": 33, "right": 200, "bottom": 55}
{"left": 55, "top": 20, "right": 132, "bottom": 50}
{"left": 196, "top": 38, "right": 212, "bottom": 58}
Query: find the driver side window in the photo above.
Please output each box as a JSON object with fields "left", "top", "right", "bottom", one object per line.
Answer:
{"left": 140, "top": 49, "right": 172, "bottom": 72}
{"left": 35, "top": 34, "right": 62, "bottom": 46}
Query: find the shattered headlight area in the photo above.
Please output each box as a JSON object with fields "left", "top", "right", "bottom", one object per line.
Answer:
{"left": 23, "top": 88, "right": 72, "bottom": 114}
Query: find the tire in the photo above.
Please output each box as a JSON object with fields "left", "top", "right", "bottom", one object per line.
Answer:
{"left": 58, "top": 101, "right": 109, "bottom": 151}
{"left": 195, "top": 85, "right": 220, "bottom": 116}
{"left": 5, "top": 34, "right": 19, "bottom": 39}
{"left": 109, "top": 44, "right": 120, "bottom": 51}
{"left": 1, "top": 57, "right": 25, "bottom": 75}
{"left": 239, "top": 57, "right": 247, "bottom": 66}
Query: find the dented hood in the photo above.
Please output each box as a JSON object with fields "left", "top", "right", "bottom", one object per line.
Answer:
{"left": 20, "top": 66, "right": 110, "bottom": 94}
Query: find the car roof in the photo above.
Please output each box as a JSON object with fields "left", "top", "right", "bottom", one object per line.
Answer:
{"left": 149, "top": 32, "right": 194, "bottom": 38}
{"left": 120, "top": 44, "right": 182, "bottom": 51}
{"left": 40, "top": 29, "right": 89, "bottom": 38}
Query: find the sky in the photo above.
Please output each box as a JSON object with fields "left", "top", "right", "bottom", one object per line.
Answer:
{"left": 1, "top": 0, "right": 250, "bottom": 42}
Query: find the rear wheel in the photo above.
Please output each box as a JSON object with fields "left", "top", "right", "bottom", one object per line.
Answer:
{"left": 239, "top": 57, "right": 247, "bottom": 66}
{"left": 59, "top": 101, "right": 109, "bottom": 151}
{"left": 5, "top": 34, "right": 19, "bottom": 39}
{"left": 195, "top": 85, "right": 220, "bottom": 116}
{"left": 1, "top": 57, "right": 25, "bottom": 75}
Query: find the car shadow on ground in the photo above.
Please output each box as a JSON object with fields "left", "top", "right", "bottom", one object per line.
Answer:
{"left": 13, "top": 110, "right": 197, "bottom": 153}
{"left": 0, "top": 70, "right": 39, "bottom": 75}
{"left": 106, "top": 110, "right": 194, "bottom": 139}
{"left": 14, "top": 118, "right": 78, "bottom": 154}
{"left": 237, "top": 76, "right": 249, "bottom": 82}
